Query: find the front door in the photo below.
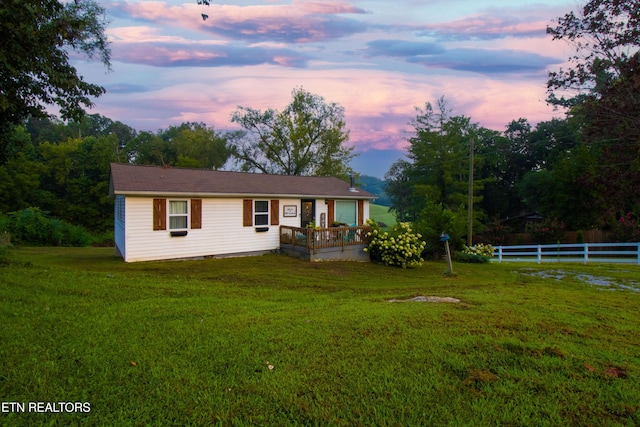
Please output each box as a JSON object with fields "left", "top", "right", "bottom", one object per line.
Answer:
{"left": 301, "top": 199, "right": 315, "bottom": 228}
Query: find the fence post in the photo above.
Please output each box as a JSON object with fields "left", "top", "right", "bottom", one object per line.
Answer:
{"left": 637, "top": 243, "right": 640, "bottom": 266}
{"left": 291, "top": 227, "right": 296, "bottom": 251}
{"left": 498, "top": 246, "right": 503, "bottom": 263}
{"left": 537, "top": 245, "right": 542, "bottom": 264}
{"left": 584, "top": 243, "right": 588, "bottom": 264}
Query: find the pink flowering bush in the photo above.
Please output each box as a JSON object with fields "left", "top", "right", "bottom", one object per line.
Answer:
{"left": 481, "top": 217, "right": 511, "bottom": 245}
{"left": 610, "top": 212, "right": 640, "bottom": 242}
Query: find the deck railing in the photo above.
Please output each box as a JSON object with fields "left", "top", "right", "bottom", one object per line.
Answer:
{"left": 280, "top": 225, "right": 371, "bottom": 253}
{"left": 494, "top": 242, "right": 640, "bottom": 264}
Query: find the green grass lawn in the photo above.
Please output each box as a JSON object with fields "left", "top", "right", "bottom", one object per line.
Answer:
{"left": 1, "top": 247, "right": 639, "bottom": 426}
{"left": 369, "top": 204, "right": 396, "bottom": 228}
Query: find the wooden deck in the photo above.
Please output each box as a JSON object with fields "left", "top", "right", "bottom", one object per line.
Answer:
{"left": 279, "top": 225, "right": 371, "bottom": 261}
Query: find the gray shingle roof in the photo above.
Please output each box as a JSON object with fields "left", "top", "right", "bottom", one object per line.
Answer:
{"left": 109, "top": 163, "right": 376, "bottom": 199}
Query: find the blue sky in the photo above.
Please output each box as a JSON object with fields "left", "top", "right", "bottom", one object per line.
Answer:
{"left": 75, "top": 0, "right": 578, "bottom": 178}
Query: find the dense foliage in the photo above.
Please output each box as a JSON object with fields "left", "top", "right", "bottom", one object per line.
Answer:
{"left": 384, "top": 0, "right": 640, "bottom": 243}
{"left": 0, "top": 0, "right": 111, "bottom": 163}
{"left": 410, "top": 200, "right": 466, "bottom": 259}
{"left": 230, "top": 87, "right": 356, "bottom": 178}
{"left": 546, "top": 0, "right": 640, "bottom": 108}
{"left": 0, "top": 207, "right": 91, "bottom": 247}
{"left": 610, "top": 212, "right": 640, "bottom": 242}
{"left": 0, "top": 116, "right": 231, "bottom": 234}
{"left": 544, "top": 0, "right": 640, "bottom": 227}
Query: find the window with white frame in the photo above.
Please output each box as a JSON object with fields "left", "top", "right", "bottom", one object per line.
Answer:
{"left": 335, "top": 200, "right": 356, "bottom": 225}
{"left": 169, "top": 200, "right": 188, "bottom": 230}
{"left": 254, "top": 200, "right": 269, "bottom": 226}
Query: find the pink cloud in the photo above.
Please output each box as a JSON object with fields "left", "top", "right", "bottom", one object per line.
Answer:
{"left": 108, "top": 26, "right": 228, "bottom": 45}
{"left": 111, "top": 1, "right": 367, "bottom": 43}
{"left": 89, "top": 61, "right": 560, "bottom": 153}
{"left": 112, "top": 44, "right": 226, "bottom": 66}
{"left": 89, "top": 1, "right": 575, "bottom": 167}
{"left": 424, "top": 14, "right": 548, "bottom": 39}
{"left": 417, "top": 5, "right": 570, "bottom": 41}
{"left": 294, "top": 0, "right": 367, "bottom": 14}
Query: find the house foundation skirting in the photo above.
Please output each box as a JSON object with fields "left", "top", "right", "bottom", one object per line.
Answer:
{"left": 279, "top": 243, "right": 370, "bottom": 262}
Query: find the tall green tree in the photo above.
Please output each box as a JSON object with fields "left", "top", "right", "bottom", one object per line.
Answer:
{"left": 1, "top": 117, "right": 136, "bottom": 231}
{"left": 36, "top": 134, "right": 124, "bottom": 231}
{"left": 402, "top": 98, "right": 490, "bottom": 228}
{"left": 230, "top": 87, "right": 356, "bottom": 178}
{"left": 472, "top": 126, "right": 512, "bottom": 220}
{"left": 128, "top": 132, "right": 174, "bottom": 166}
{"left": 0, "top": 129, "right": 42, "bottom": 213}
{"left": 128, "top": 123, "right": 231, "bottom": 169}
{"left": 385, "top": 159, "right": 414, "bottom": 221}
{"left": 547, "top": 0, "right": 640, "bottom": 226}
{"left": 163, "top": 123, "right": 231, "bottom": 170}
{"left": 518, "top": 144, "right": 600, "bottom": 229}
{"left": 527, "top": 118, "right": 581, "bottom": 168}
{"left": 477, "top": 118, "right": 581, "bottom": 222}
{"left": 407, "top": 98, "right": 471, "bottom": 212}
{"left": 0, "top": 0, "right": 111, "bottom": 163}
{"left": 413, "top": 199, "right": 467, "bottom": 256}
{"left": 25, "top": 117, "right": 73, "bottom": 146}
{"left": 577, "top": 53, "right": 640, "bottom": 221}
{"left": 546, "top": 0, "right": 640, "bottom": 108}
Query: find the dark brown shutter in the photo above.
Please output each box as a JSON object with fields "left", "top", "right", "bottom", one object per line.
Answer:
{"left": 153, "top": 199, "right": 166, "bottom": 230}
{"left": 270, "top": 200, "right": 279, "bottom": 225}
{"left": 243, "top": 199, "right": 252, "bottom": 226}
{"left": 357, "top": 200, "right": 364, "bottom": 225}
{"left": 191, "top": 199, "right": 202, "bottom": 229}
{"left": 327, "top": 200, "right": 335, "bottom": 224}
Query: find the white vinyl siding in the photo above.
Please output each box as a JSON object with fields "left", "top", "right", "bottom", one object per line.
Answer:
{"left": 117, "top": 196, "right": 370, "bottom": 262}
{"left": 121, "top": 197, "right": 297, "bottom": 262}
{"left": 115, "top": 195, "right": 125, "bottom": 223}
{"left": 114, "top": 195, "right": 126, "bottom": 258}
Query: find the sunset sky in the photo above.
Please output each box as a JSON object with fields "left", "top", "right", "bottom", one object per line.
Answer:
{"left": 75, "top": 0, "right": 579, "bottom": 177}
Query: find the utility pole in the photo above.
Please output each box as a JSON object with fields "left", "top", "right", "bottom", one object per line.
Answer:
{"left": 467, "top": 137, "right": 474, "bottom": 247}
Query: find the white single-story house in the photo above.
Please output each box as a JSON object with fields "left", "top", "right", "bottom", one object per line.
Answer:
{"left": 109, "top": 163, "right": 376, "bottom": 262}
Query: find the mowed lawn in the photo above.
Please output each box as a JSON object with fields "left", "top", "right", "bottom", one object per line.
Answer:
{"left": 369, "top": 204, "right": 396, "bottom": 228}
{"left": 1, "top": 247, "right": 639, "bottom": 426}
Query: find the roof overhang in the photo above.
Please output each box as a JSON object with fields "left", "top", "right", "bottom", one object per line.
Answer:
{"left": 112, "top": 190, "right": 376, "bottom": 200}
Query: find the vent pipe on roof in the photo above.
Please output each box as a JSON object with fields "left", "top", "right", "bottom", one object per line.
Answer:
{"left": 349, "top": 174, "right": 358, "bottom": 192}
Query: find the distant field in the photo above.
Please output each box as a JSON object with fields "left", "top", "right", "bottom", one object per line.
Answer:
{"left": 369, "top": 203, "right": 396, "bottom": 227}
{"left": 1, "top": 247, "right": 639, "bottom": 425}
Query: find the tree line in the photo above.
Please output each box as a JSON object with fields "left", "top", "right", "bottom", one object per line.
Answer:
{"left": 386, "top": 97, "right": 639, "bottom": 250}
{"left": 1, "top": 0, "right": 638, "bottom": 248}
{"left": 0, "top": 87, "right": 356, "bottom": 234}
{"left": 386, "top": 0, "right": 640, "bottom": 249}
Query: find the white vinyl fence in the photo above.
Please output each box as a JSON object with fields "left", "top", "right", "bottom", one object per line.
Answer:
{"left": 493, "top": 242, "right": 640, "bottom": 265}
